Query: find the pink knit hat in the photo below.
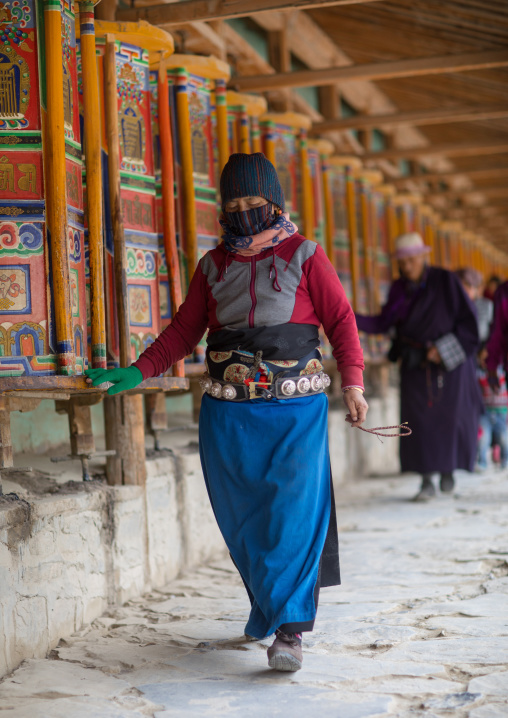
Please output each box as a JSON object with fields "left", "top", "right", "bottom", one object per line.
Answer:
{"left": 393, "top": 232, "right": 431, "bottom": 259}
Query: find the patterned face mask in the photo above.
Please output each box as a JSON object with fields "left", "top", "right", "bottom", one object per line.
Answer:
{"left": 223, "top": 203, "right": 274, "bottom": 237}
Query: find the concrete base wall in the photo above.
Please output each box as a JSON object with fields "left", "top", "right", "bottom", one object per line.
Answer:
{"left": 0, "top": 445, "right": 225, "bottom": 678}
{"left": 329, "top": 387, "right": 400, "bottom": 486}
{"left": 1, "top": 390, "right": 400, "bottom": 678}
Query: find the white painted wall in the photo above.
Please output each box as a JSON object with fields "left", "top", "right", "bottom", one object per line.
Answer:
{"left": 0, "top": 393, "right": 400, "bottom": 678}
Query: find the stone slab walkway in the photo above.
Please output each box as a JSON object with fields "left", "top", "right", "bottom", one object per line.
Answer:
{"left": 1, "top": 469, "right": 507, "bottom": 718}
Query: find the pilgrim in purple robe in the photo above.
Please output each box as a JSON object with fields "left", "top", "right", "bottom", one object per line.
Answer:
{"left": 356, "top": 233, "right": 482, "bottom": 501}
{"left": 486, "top": 281, "right": 508, "bottom": 375}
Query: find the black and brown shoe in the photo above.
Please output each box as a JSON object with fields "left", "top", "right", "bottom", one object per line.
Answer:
{"left": 412, "top": 475, "right": 436, "bottom": 502}
{"left": 267, "top": 629, "right": 303, "bottom": 672}
{"left": 440, "top": 472, "right": 455, "bottom": 493}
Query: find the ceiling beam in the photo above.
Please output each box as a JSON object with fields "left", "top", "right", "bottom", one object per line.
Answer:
{"left": 362, "top": 141, "right": 508, "bottom": 161}
{"left": 425, "top": 186, "right": 508, "bottom": 200}
{"left": 448, "top": 207, "right": 507, "bottom": 219}
{"left": 392, "top": 166, "right": 508, "bottom": 186}
{"left": 230, "top": 49, "right": 508, "bottom": 92}
{"left": 117, "top": 0, "right": 382, "bottom": 25}
{"left": 310, "top": 104, "right": 508, "bottom": 133}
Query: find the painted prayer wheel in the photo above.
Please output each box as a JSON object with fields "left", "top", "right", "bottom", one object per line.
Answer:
{"left": 226, "top": 90, "right": 267, "bottom": 156}
{"left": 357, "top": 170, "right": 386, "bottom": 361}
{"left": 326, "top": 156, "right": 362, "bottom": 301}
{"left": 148, "top": 54, "right": 229, "bottom": 365}
{"left": 0, "top": 0, "right": 87, "bottom": 377}
{"left": 92, "top": 21, "right": 174, "bottom": 366}
{"left": 259, "top": 112, "right": 312, "bottom": 233}
{"left": 372, "top": 184, "right": 396, "bottom": 307}
{"left": 150, "top": 54, "right": 230, "bottom": 287}
{"left": 356, "top": 169, "right": 383, "bottom": 317}
{"left": 307, "top": 139, "right": 334, "bottom": 251}
{"left": 393, "top": 193, "right": 422, "bottom": 237}
{"left": 419, "top": 205, "right": 438, "bottom": 267}
{"left": 437, "top": 221, "right": 462, "bottom": 271}
{"left": 325, "top": 156, "right": 362, "bottom": 310}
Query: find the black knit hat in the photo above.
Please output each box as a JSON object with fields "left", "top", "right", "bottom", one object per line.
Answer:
{"left": 220, "top": 153, "right": 285, "bottom": 212}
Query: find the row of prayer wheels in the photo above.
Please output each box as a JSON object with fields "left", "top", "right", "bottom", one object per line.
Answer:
{"left": 1, "top": 7, "right": 507, "bottom": 385}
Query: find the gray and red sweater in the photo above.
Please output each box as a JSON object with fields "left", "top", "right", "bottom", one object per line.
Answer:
{"left": 134, "top": 233, "right": 365, "bottom": 389}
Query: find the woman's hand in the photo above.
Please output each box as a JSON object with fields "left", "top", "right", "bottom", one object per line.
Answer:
{"left": 426, "top": 345, "right": 442, "bottom": 364}
{"left": 343, "top": 388, "right": 369, "bottom": 427}
{"left": 85, "top": 366, "right": 143, "bottom": 395}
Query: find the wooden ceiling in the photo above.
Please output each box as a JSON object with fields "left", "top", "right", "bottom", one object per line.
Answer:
{"left": 115, "top": 0, "right": 508, "bottom": 250}
{"left": 308, "top": 0, "right": 508, "bottom": 248}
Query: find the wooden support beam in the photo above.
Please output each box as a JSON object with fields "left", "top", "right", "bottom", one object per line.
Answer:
{"left": 0, "top": 398, "right": 13, "bottom": 470}
{"left": 176, "top": 70, "right": 199, "bottom": 279}
{"left": 311, "top": 104, "right": 508, "bottom": 133}
{"left": 117, "top": 0, "right": 383, "bottom": 25}
{"left": 319, "top": 85, "right": 339, "bottom": 121}
{"left": 55, "top": 397, "right": 97, "bottom": 457}
{"left": 104, "top": 394, "right": 147, "bottom": 486}
{"left": 158, "top": 62, "right": 185, "bottom": 377}
{"left": 230, "top": 50, "right": 508, "bottom": 92}
{"left": 362, "top": 141, "right": 508, "bottom": 161}
{"left": 426, "top": 186, "right": 508, "bottom": 200}
{"left": 268, "top": 27, "right": 291, "bottom": 111}
{"left": 104, "top": 35, "right": 131, "bottom": 369}
{"left": 43, "top": 0, "right": 75, "bottom": 374}
{"left": 392, "top": 166, "right": 508, "bottom": 186}
{"left": 171, "top": 20, "right": 226, "bottom": 58}
{"left": 79, "top": 1, "right": 107, "bottom": 369}
{"left": 358, "top": 129, "right": 372, "bottom": 151}
{"left": 145, "top": 393, "right": 168, "bottom": 451}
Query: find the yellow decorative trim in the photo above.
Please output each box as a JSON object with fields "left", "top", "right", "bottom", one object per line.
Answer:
{"left": 92, "top": 20, "right": 174, "bottom": 56}
{"left": 308, "top": 138, "right": 334, "bottom": 156}
{"left": 154, "top": 53, "right": 230, "bottom": 81}
{"left": 357, "top": 169, "right": 384, "bottom": 186}
{"left": 226, "top": 91, "right": 267, "bottom": 117}
{"left": 0, "top": 207, "right": 24, "bottom": 215}
{"left": 392, "top": 193, "right": 423, "bottom": 206}
{"left": 0, "top": 136, "right": 23, "bottom": 145}
{"left": 328, "top": 155, "right": 363, "bottom": 170}
{"left": 377, "top": 183, "right": 396, "bottom": 198}
{"left": 260, "top": 112, "right": 312, "bottom": 131}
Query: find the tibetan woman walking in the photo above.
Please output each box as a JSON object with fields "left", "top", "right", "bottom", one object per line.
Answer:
{"left": 86, "top": 153, "right": 367, "bottom": 672}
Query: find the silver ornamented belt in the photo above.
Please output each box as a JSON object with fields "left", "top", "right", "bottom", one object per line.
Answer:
{"left": 199, "top": 371, "right": 331, "bottom": 402}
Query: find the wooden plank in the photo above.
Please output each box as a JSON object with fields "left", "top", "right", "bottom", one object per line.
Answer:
{"left": 117, "top": 0, "right": 384, "bottom": 26}
{"left": 361, "top": 141, "right": 508, "bottom": 161}
{"left": 230, "top": 50, "right": 508, "bottom": 92}
{"left": 0, "top": 376, "right": 189, "bottom": 395}
{"left": 311, "top": 104, "right": 508, "bottom": 133}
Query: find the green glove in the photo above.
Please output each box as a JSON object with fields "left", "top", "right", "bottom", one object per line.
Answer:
{"left": 85, "top": 366, "right": 143, "bottom": 396}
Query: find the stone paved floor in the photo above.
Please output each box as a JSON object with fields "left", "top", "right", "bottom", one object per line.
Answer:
{"left": 1, "top": 469, "right": 508, "bottom": 718}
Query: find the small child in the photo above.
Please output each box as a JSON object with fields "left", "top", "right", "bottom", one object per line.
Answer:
{"left": 477, "top": 366, "right": 508, "bottom": 470}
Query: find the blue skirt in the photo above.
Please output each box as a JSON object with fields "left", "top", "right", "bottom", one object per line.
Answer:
{"left": 199, "top": 391, "right": 336, "bottom": 639}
